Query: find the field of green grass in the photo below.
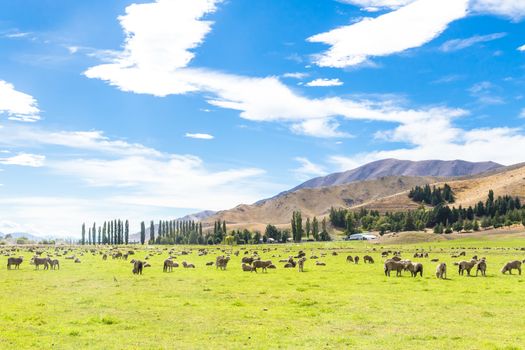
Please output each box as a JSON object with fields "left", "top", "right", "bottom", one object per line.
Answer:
{"left": 1, "top": 235, "right": 525, "bottom": 350}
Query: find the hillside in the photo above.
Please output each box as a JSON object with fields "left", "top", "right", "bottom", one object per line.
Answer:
{"left": 358, "top": 162, "right": 525, "bottom": 212}
{"left": 203, "top": 176, "right": 442, "bottom": 229}
{"left": 285, "top": 159, "right": 502, "bottom": 193}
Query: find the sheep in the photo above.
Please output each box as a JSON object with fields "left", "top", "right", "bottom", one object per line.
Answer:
{"left": 163, "top": 259, "right": 178, "bottom": 272}
{"left": 346, "top": 255, "right": 354, "bottom": 263}
{"left": 354, "top": 256, "right": 360, "bottom": 264}
{"left": 216, "top": 256, "right": 230, "bottom": 270}
{"left": 242, "top": 263, "right": 254, "bottom": 272}
{"left": 436, "top": 263, "right": 447, "bottom": 279}
{"left": 384, "top": 259, "right": 405, "bottom": 277}
{"left": 298, "top": 258, "right": 306, "bottom": 272}
{"left": 30, "top": 257, "right": 49, "bottom": 270}
{"left": 7, "top": 257, "right": 23, "bottom": 270}
{"left": 476, "top": 259, "right": 487, "bottom": 277}
{"left": 363, "top": 255, "right": 374, "bottom": 264}
{"left": 182, "top": 261, "right": 195, "bottom": 268}
{"left": 315, "top": 261, "right": 326, "bottom": 266}
{"left": 48, "top": 258, "right": 60, "bottom": 270}
{"left": 458, "top": 259, "right": 477, "bottom": 276}
{"left": 406, "top": 262, "right": 423, "bottom": 277}
{"left": 501, "top": 260, "right": 522, "bottom": 275}
{"left": 252, "top": 260, "right": 273, "bottom": 273}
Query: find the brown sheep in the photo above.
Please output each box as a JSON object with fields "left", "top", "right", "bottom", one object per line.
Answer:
{"left": 298, "top": 257, "right": 306, "bottom": 272}
{"left": 363, "top": 255, "right": 374, "bottom": 264}
{"left": 216, "top": 256, "right": 230, "bottom": 270}
{"left": 458, "top": 259, "right": 477, "bottom": 276}
{"left": 102, "top": 254, "right": 107, "bottom": 261}
{"left": 163, "top": 259, "right": 178, "bottom": 272}
{"left": 7, "top": 256, "right": 23, "bottom": 270}
{"left": 182, "top": 261, "right": 195, "bottom": 268}
{"left": 354, "top": 256, "right": 360, "bottom": 264}
{"left": 30, "top": 257, "right": 49, "bottom": 270}
{"left": 315, "top": 261, "right": 326, "bottom": 266}
{"left": 501, "top": 260, "right": 522, "bottom": 275}
{"left": 431, "top": 258, "right": 439, "bottom": 262}
{"left": 436, "top": 263, "right": 447, "bottom": 279}
{"left": 132, "top": 260, "right": 144, "bottom": 275}
{"left": 48, "top": 258, "right": 60, "bottom": 270}
{"left": 384, "top": 259, "right": 405, "bottom": 277}
{"left": 390, "top": 256, "right": 402, "bottom": 262}
{"left": 241, "top": 257, "right": 254, "bottom": 264}
{"left": 476, "top": 259, "right": 487, "bottom": 277}
{"left": 346, "top": 255, "right": 354, "bottom": 263}
{"left": 206, "top": 262, "right": 214, "bottom": 266}
{"left": 242, "top": 263, "right": 254, "bottom": 272}
{"left": 253, "top": 260, "right": 273, "bottom": 273}
{"left": 267, "top": 264, "right": 277, "bottom": 269}
{"left": 406, "top": 262, "right": 423, "bottom": 277}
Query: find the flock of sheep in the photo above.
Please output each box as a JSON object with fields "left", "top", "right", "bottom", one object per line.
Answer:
{"left": 3, "top": 245, "right": 525, "bottom": 281}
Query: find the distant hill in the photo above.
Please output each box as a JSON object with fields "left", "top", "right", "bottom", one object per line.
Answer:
{"left": 202, "top": 160, "right": 522, "bottom": 231}
{"left": 286, "top": 159, "right": 503, "bottom": 193}
{"left": 203, "top": 175, "right": 443, "bottom": 230}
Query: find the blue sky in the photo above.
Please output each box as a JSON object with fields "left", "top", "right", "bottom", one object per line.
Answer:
{"left": 0, "top": 0, "right": 524, "bottom": 236}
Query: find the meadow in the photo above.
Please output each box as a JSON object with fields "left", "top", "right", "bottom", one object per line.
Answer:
{"left": 1, "top": 235, "right": 525, "bottom": 350}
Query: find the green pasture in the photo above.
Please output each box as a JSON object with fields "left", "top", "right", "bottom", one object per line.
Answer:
{"left": 1, "top": 236, "right": 525, "bottom": 349}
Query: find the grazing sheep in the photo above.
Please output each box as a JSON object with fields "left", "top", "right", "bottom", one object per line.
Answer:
{"left": 206, "top": 262, "right": 214, "bottom": 266}
{"left": 7, "top": 257, "right": 23, "bottom": 270}
{"left": 406, "top": 262, "right": 423, "bottom": 277}
{"left": 501, "top": 260, "right": 522, "bottom": 275}
{"left": 216, "top": 256, "right": 230, "bottom": 270}
{"left": 363, "top": 255, "right": 374, "bottom": 264}
{"left": 284, "top": 263, "right": 295, "bottom": 268}
{"left": 354, "top": 256, "right": 360, "bottom": 264}
{"left": 102, "top": 254, "right": 107, "bottom": 261}
{"left": 476, "top": 259, "right": 487, "bottom": 277}
{"left": 31, "top": 257, "right": 49, "bottom": 270}
{"left": 163, "top": 259, "right": 178, "bottom": 272}
{"left": 132, "top": 260, "right": 144, "bottom": 275}
{"left": 390, "top": 256, "right": 402, "bottom": 262}
{"left": 316, "top": 261, "right": 326, "bottom": 266}
{"left": 48, "top": 258, "right": 60, "bottom": 270}
{"left": 384, "top": 259, "right": 405, "bottom": 277}
{"left": 242, "top": 257, "right": 254, "bottom": 264}
{"left": 242, "top": 263, "right": 254, "bottom": 272}
{"left": 298, "top": 258, "right": 306, "bottom": 272}
{"left": 431, "top": 258, "right": 439, "bottom": 262}
{"left": 74, "top": 258, "right": 81, "bottom": 263}
{"left": 252, "top": 260, "right": 272, "bottom": 273}
{"left": 458, "top": 259, "right": 477, "bottom": 276}
{"left": 436, "top": 263, "right": 447, "bottom": 279}
{"left": 182, "top": 261, "right": 195, "bottom": 268}
{"left": 346, "top": 255, "right": 354, "bottom": 263}
{"left": 267, "top": 264, "right": 277, "bottom": 269}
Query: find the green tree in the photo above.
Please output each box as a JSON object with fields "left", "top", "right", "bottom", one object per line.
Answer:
{"left": 312, "top": 217, "right": 319, "bottom": 241}
{"left": 305, "top": 217, "right": 311, "bottom": 239}
{"left": 140, "top": 221, "right": 146, "bottom": 245}
{"left": 125, "top": 220, "right": 129, "bottom": 244}
{"left": 81, "top": 223, "right": 86, "bottom": 245}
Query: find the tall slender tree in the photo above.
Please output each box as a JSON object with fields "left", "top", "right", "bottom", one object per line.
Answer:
{"left": 81, "top": 223, "right": 86, "bottom": 245}
{"left": 140, "top": 221, "right": 146, "bottom": 245}
{"left": 125, "top": 220, "right": 129, "bottom": 245}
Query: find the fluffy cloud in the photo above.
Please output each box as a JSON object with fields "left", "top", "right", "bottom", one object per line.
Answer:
{"left": 440, "top": 32, "right": 506, "bottom": 52}
{"left": 518, "top": 44, "right": 525, "bottom": 51}
{"left": 305, "top": 78, "right": 344, "bottom": 87}
{"left": 185, "top": 133, "right": 214, "bottom": 139}
{"left": 0, "top": 80, "right": 40, "bottom": 122}
{"left": 293, "top": 157, "right": 327, "bottom": 180}
{"left": 308, "top": 0, "right": 468, "bottom": 68}
{"left": 338, "top": 0, "right": 416, "bottom": 11}
{"left": 470, "top": 0, "right": 525, "bottom": 20}
{"left": 0, "top": 153, "right": 45, "bottom": 167}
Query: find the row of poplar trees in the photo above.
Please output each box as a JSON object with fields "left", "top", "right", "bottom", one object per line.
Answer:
{"left": 81, "top": 220, "right": 129, "bottom": 245}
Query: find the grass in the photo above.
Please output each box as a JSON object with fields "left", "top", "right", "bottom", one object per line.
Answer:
{"left": 1, "top": 236, "right": 525, "bottom": 349}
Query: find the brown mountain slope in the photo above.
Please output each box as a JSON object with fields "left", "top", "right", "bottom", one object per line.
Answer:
{"left": 359, "top": 163, "right": 525, "bottom": 212}
{"left": 203, "top": 176, "right": 442, "bottom": 228}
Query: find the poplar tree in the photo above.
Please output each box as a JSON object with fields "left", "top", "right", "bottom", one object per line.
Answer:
{"left": 81, "top": 223, "right": 86, "bottom": 245}
{"left": 140, "top": 221, "right": 146, "bottom": 245}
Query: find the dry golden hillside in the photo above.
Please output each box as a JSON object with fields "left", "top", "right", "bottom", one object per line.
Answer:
{"left": 203, "top": 176, "right": 442, "bottom": 228}
{"left": 360, "top": 163, "right": 525, "bottom": 212}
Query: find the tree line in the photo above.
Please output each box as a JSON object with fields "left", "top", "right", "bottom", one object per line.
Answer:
{"left": 330, "top": 190, "right": 524, "bottom": 236}
{"left": 408, "top": 184, "right": 455, "bottom": 205}
{"left": 81, "top": 220, "right": 129, "bottom": 245}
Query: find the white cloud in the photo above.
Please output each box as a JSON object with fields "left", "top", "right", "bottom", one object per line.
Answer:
{"left": 440, "top": 32, "right": 506, "bottom": 52}
{"left": 282, "top": 72, "right": 309, "bottom": 79}
{"left": 519, "top": 108, "right": 525, "bottom": 118}
{"left": 293, "top": 157, "right": 327, "bottom": 180}
{"left": 305, "top": 78, "right": 344, "bottom": 87}
{"left": 468, "top": 81, "right": 504, "bottom": 105}
{"left": 338, "top": 0, "right": 416, "bottom": 11}
{"left": 0, "top": 80, "right": 40, "bottom": 122}
{"left": 185, "top": 132, "right": 214, "bottom": 139}
{"left": 0, "top": 153, "right": 45, "bottom": 167}
{"left": 291, "top": 119, "right": 351, "bottom": 138}
{"left": 308, "top": 0, "right": 468, "bottom": 68}
{"left": 470, "top": 0, "right": 525, "bottom": 20}
{"left": 518, "top": 44, "right": 525, "bottom": 52}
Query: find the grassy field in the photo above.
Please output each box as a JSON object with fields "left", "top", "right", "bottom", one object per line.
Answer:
{"left": 1, "top": 235, "right": 525, "bottom": 350}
